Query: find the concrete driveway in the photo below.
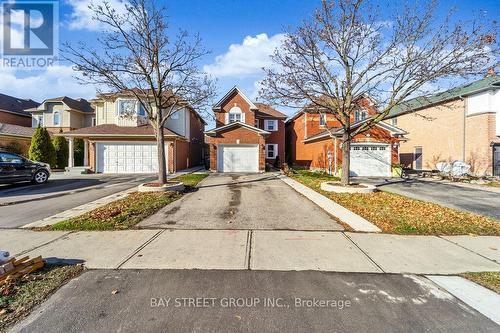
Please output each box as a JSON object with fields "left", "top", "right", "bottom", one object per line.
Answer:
{"left": 140, "top": 173, "right": 343, "bottom": 231}
{"left": 10, "top": 270, "right": 498, "bottom": 333}
{"left": 0, "top": 173, "right": 155, "bottom": 228}
{"left": 355, "top": 177, "right": 500, "bottom": 220}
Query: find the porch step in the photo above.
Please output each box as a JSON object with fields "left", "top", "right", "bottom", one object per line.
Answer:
{"left": 64, "top": 166, "right": 92, "bottom": 174}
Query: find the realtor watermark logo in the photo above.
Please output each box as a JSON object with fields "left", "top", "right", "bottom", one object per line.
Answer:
{"left": 1, "top": 0, "right": 59, "bottom": 68}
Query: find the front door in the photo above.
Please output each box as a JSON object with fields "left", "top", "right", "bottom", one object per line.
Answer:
{"left": 414, "top": 147, "right": 423, "bottom": 170}
{"left": 493, "top": 144, "right": 500, "bottom": 177}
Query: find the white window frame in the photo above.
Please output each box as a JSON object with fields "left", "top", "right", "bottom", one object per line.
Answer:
{"left": 32, "top": 115, "right": 43, "bottom": 128}
{"left": 53, "top": 111, "right": 60, "bottom": 126}
{"left": 391, "top": 117, "right": 397, "bottom": 126}
{"left": 355, "top": 110, "right": 368, "bottom": 123}
{"left": 227, "top": 106, "right": 244, "bottom": 124}
{"left": 265, "top": 143, "right": 278, "bottom": 159}
{"left": 116, "top": 99, "right": 146, "bottom": 117}
{"left": 319, "top": 113, "right": 326, "bottom": 127}
{"left": 264, "top": 119, "right": 278, "bottom": 131}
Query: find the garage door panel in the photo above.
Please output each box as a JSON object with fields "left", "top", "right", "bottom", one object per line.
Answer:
{"left": 350, "top": 144, "right": 391, "bottom": 177}
{"left": 218, "top": 145, "right": 259, "bottom": 173}
{"left": 97, "top": 143, "right": 166, "bottom": 174}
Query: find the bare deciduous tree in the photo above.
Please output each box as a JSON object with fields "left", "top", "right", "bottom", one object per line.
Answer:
{"left": 260, "top": 0, "right": 497, "bottom": 185}
{"left": 63, "top": 0, "right": 216, "bottom": 184}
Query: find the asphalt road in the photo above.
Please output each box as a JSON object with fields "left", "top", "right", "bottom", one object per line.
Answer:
{"left": 356, "top": 178, "right": 500, "bottom": 220}
{"left": 10, "top": 270, "right": 498, "bottom": 333}
{"left": 0, "top": 174, "right": 155, "bottom": 228}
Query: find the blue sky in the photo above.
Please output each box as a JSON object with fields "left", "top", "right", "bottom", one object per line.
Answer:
{"left": 1, "top": 0, "right": 498, "bottom": 119}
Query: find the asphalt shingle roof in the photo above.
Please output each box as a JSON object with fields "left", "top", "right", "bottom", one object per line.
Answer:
{"left": 0, "top": 93, "right": 39, "bottom": 117}
{"left": 0, "top": 122, "right": 35, "bottom": 138}
{"left": 254, "top": 103, "right": 288, "bottom": 119}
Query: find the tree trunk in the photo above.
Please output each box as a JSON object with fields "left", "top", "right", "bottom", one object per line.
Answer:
{"left": 155, "top": 114, "right": 167, "bottom": 184}
{"left": 340, "top": 132, "right": 350, "bottom": 186}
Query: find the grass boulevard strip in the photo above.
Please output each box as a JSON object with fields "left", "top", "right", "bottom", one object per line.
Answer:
{"left": 288, "top": 169, "right": 500, "bottom": 236}
{"left": 37, "top": 173, "right": 208, "bottom": 231}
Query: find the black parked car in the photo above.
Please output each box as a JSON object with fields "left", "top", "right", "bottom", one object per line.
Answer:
{"left": 0, "top": 150, "right": 51, "bottom": 184}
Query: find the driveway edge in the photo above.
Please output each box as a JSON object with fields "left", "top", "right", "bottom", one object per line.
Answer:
{"left": 278, "top": 175, "right": 381, "bottom": 232}
{"left": 426, "top": 275, "right": 500, "bottom": 325}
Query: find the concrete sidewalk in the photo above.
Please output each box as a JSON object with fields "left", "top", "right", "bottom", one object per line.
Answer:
{"left": 3, "top": 229, "right": 499, "bottom": 274}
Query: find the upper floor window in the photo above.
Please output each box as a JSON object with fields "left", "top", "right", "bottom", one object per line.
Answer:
{"left": 117, "top": 99, "right": 147, "bottom": 117}
{"left": 264, "top": 119, "right": 278, "bottom": 131}
{"left": 391, "top": 117, "right": 397, "bottom": 126}
{"left": 138, "top": 103, "right": 146, "bottom": 116}
{"left": 53, "top": 111, "right": 60, "bottom": 126}
{"left": 92, "top": 117, "right": 96, "bottom": 126}
{"left": 319, "top": 113, "right": 326, "bottom": 126}
{"left": 355, "top": 110, "right": 368, "bottom": 123}
{"left": 171, "top": 110, "right": 180, "bottom": 120}
{"left": 32, "top": 115, "right": 43, "bottom": 128}
{"left": 227, "top": 106, "right": 244, "bottom": 124}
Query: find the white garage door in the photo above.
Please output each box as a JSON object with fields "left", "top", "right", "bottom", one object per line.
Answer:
{"left": 217, "top": 145, "right": 259, "bottom": 173}
{"left": 350, "top": 144, "right": 391, "bottom": 177}
{"left": 96, "top": 142, "right": 166, "bottom": 174}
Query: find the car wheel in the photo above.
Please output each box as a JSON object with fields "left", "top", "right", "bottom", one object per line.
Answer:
{"left": 32, "top": 170, "right": 49, "bottom": 184}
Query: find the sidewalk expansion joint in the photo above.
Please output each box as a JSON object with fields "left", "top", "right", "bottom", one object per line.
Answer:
{"left": 437, "top": 236, "right": 500, "bottom": 266}
{"left": 115, "top": 229, "right": 165, "bottom": 269}
{"left": 342, "top": 232, "right": 386, "bottom": 273}
{"left": 245, "top": 230, "right": 253, "bottom": 270}
{"left": 16, "top": 231, "right": 76, "bottom": 257}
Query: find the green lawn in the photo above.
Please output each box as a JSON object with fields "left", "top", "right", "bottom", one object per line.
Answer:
{"left": 44, "top": 173, "right": 208, "bottom": 231}
{"left": 0, "top": 264, "right": 84, "bottom": 331}
{"left": 289, "top": 169, "right": 500, "bottom": 236}
{"left": 461, "top": 272, "right": 500, "bottom": 294}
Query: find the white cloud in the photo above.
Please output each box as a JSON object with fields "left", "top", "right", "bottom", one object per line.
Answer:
{"left": 66, "top": 0, "right": 129, "bottom": 31}
{"left": 0, "top": 65, "right": 97, "bottom": 101}
{"left": 204, "top": 33, "right": 285, "bottom": 78}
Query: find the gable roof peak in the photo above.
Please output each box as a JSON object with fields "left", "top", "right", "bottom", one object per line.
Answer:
{"left": 213, "top": 86, "right": 258, "bottom": 111}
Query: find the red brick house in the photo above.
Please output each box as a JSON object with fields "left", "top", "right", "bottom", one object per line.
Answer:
{"left": 206, "top": 87, "right": 287, "bottom": 172}
{"left": 0, "top": 93, "right": 39, "bottom": 127}
{"left": 286, "top": 98, "right": 407, "bottom": 177}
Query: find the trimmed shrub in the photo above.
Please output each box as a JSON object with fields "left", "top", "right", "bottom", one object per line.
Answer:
{"left": 53, "top": 134, "right": 69, "bottom": 169}
{"left": 28, "top": 127, "right": 56, "bottom": 167}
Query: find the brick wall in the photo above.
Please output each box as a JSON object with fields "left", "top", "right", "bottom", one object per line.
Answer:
{"left": 188, "top": 110, "right": 205, "bottom": 167}
{"left": 288, "top": 125, "right": 397, "bottom": 170}
{"left": 207, "top": 126, "right": 266, "bottom": 171}
{"left": 259, "top": 118, "right": 285, "bottom": 165}
{"left": 215, "top": 91, "right": 254, "bottom": 127}
{"left": 0, "top": 135, "right": 31, "bottom": 156}
{"left": 464, "top": 112, "right": 498, "bottom": 175}
{"left": 396, "top": 99, "right": 465, "bottom": 170}
{"left": 0, "top": 112, "right": 31, "bottom": 127}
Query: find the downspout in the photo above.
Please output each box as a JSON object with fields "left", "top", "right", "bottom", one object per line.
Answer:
{"left": 462, "top": 96, "right": 466, "bottom": 161}
{"left": 334, "top": 136, "right": 338, "bottom": 175}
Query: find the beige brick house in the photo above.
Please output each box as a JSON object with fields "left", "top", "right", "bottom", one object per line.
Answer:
{"left": 386, "top": 74, "right": 500, "bottom": 176}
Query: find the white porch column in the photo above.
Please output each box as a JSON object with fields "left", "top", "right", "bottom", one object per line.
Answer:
{"left": 83, "top": 139, "right": 89, "bottom": 166}
{"left": 68, "top": 137, "right": 74, "bottom": 168}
